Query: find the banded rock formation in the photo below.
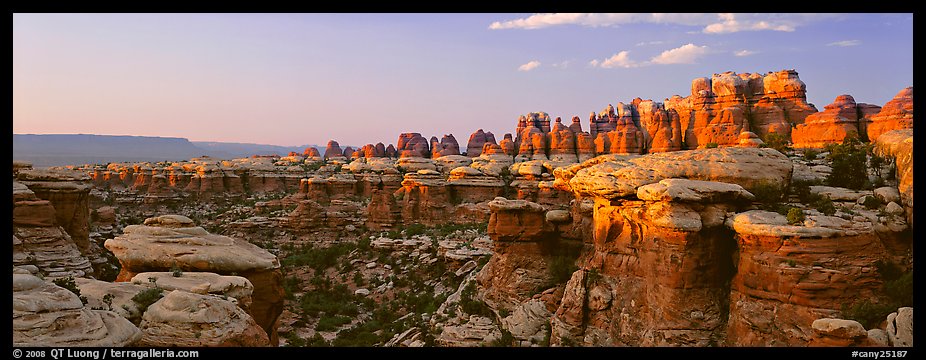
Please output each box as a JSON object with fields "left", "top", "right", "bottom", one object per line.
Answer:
{"left": 104, "top": 215, "right": 284, "bottom": 345}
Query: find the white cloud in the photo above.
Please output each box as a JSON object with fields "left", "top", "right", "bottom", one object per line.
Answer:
{"left": 734, "top": 49, "right": 757, "bottom": 57}
{"left": 596, "top": 51, "right": 641, "bottom": 68}
{"left": 551, "top": 60, "right": 571, "bottom": 68}
{"left": 489, "top": 13, "right": 838, "bottom": 33}
{"left": 650, "top": 44, "right": 709, "bottom": 64}
{"left": 518, "top": 60, "right": 541, "bottom": 72}
{"left": 702, "top": 13, "right": 795, "bottom": 34}
{"left": 635, "top": 40, "right": 665, "bottom": 47}
{"left": 827, "top": 39, "right": 861, "bottom": 47}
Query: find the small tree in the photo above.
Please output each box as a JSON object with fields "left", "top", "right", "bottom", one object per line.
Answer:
{"left": 825, "top": 137, "right": 868, "bottom": 190}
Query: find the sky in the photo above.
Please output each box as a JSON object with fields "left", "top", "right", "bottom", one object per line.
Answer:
{"left": 13, "top": 13, "right": 914, "bottom": 147}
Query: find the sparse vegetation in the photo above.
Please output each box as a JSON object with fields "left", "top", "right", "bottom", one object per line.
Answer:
{"left": 861, "top": 195, "right": 882, "bottom": 209}
{"left": 825, "top": 137, "right": 869, "bottom": 190}
{"left": 786, "top": 208, "right": 805, "bottom": 225}
{"left": 53, "top": 276, "right": 88, "bottom": 305}
{"left": 764, "top": 133, "right": 791, "bottom": 155}
{"left": 842, "top": 260, "right": 913, "bottom": 328}
{"left": 751, "top": 182, "right": 784, "bottom": 204}
{"left": 704, "top": 142, "right": 719, "bottom": 149}
{"left": 803, "top": 149, "right": 819, "bottom": 161}
{"left": 131, "top": 288, "right": 164, "bottom": 313}
{"left": 459, "top": 281, "right": 493, "bottom": 318}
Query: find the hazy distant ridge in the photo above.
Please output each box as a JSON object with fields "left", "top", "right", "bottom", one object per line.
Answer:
{"left": 12, "top": 134, "right": 322, "bottom": 168}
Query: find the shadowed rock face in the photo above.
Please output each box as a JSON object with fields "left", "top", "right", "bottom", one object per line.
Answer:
{"left": 104, "top": 215, "right": 283, "bottom": 346}
{"left": 13, "top": 177, "right": 94, "bottom": 278}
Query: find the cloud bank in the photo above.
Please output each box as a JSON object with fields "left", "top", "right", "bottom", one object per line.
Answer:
{"left": 490, "top": 13, "right": 837, "bottom": 34}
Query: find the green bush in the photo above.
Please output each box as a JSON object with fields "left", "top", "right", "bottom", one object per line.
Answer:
{"left": 548, "top": 255, "right": 578, "bottom": 285}
{"left": 825, "top": 137, "right": 869, "bottom": 190}
{"left": 803, "top": 149, "right": 819, "bottom": 161}
{"left": 764, "top": 133, "right": 792, "bottom": 155}
{"left": 316, "top": 315, "right": 353, "bottom": 332}
{"left": 306, "top": 333, "right": 330, "bottom": 347}
{"left": 131, "top": 288, "right": 164, "bottom": 313}
{"left": 704, "top": 142, "right": 719, "bottom": 149}
{"left": 283, "top": 242, "right": 356, "bottom": 271}
{"left": 459, "top": 281, "right": 493, "bottom": 318}
{"left": 861, "top": 195, "right": 882, "bottom": 209}
{"left": 298, "top": 282, "right": 359, "bottom": 318}
{"left": 53, "top": 276, "right": 88, "bottom": 305}
{"left": 283, "top": 332, "right": 307, "bottom": 347}
{"left": 842, "top": 300, "right": 896, "bottom": 329}
{"left": 404, "top": 223, "right": 427, "bottom": 237}
{"left": 786, "top": 208, "right": 805, "bottom": 225}
{"left": 490, "top": 329, "right": 515, "bottom": 347}
{"left": 751, "top": 182, "right": 784, "bottom": 204}
{"left": 282, "top": 276, "right": 301, "bottom": 300}
{"left": 843, "top": 260, "right": 913, "bottom": 328}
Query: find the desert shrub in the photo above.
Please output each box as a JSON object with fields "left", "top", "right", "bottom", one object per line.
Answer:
{"left": 764, "top": 133, "right": 791, "bottom": 154}
{"left": 843, "top": 260, "right": 912, "bottom": 328}
{"left": 786, "top": 208, "right": 805, "bottom": 225}
{"left": 282, "top": 276, "right": 301, "bottom": 300}
{"left": 459, "top": 281, "right": 493, "bottom": 318}
{"left": 842, "top": 300, "right": 896, "bottom": 329}
{"left": 803, "top": 149, "right": 819, "bottom": 161}
{"left": 704, "top": 142, "right": 719, "bottom": 149}
{"left": 283, "top": 332, "right": 307, "bottom": 347}
{"left": 825, "top": 137, "right": 868, "bottom": 190}
{"left": 298, "top": 282, "right": 359, "bottom": 318}
{"left": 751, "top": 182, "right": 784, "bottom": 204}
{"left": 404, "top": 223, "right": 427, "bottom": 237}
{"left": 861, "top": 195, "right": 882, "bottom": 209}
{"left": 306, "top": 333, "right": 330, "bottom": 347}
{"left": 352, "top": 273, "right": 365, "bottom": 287}
{"left": 53, "top": 276, "right": 88, "bottom": 305}
{"left": 548, "top": 255, "right": 578, "bottom": 285}
{"left": 490, "top": 329, "right": 515, "bottom": 347}
{"left": 282, "top": 242, "right": 355, "bottom": 271}
{"left": 131, "top": 288, "right": 164, "bottom": 313}
{"left": 316, "top": 315, "right": 353, "bottom": 332}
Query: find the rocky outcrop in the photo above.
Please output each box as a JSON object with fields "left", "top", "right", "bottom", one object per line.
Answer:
{"left": 873, "top": 129, "right": 914, "bottom": 225}
{"left": 810, "top": 318, "right": 870, "bottom": 346}
{"left": 726, "top": 210, "right": 891, "bottom": 345}
{"left": 104, "top": 215, "right": 283, "bottom": 345}
{"left": 550, "top": 176, "right": 754, "bottom": 346}
{"left": 868, "top": 87, "right": 913, "bottom": 143}
{"left": 666, "top": 70, "right": 817, "bottom": 148}
{"left": 137, "top": 290, "right": 268, "bottom": 347}
{"left": 324, "top": 140, "right": 344, "bottom": 160}
{"left": 886, "top": 307, "right": 913, "bottom": 347}
{"left": 13, "top": 180, "right": 94, "bottom": 278}
{"left": 558, "top": 148, "right": 793, "bottom": 200}
{"left": 131, "top": 272, "right": 254, "bottom": 310}
{"left": 792, "top": 95, "right": 880, "bottom": 148}
{"left": 13, "top": 270, "right": 141, "bottom": 346}
{"left": 432, "top": 134, "right": 461, "bottom": 157}
{"left": 16, "top": 168, "right": 94, "bottom": 258}
{"left": 397, "top": 133, "right": 431, "bottom": 158}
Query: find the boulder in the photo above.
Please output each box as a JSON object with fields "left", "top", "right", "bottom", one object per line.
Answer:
{"left": 104, "top": 215, "right": 283, "bottom": 345}
{"left": 138, "top": 290, "right": 269, "bottom": 347}
{"left": 13, "top": 273, "right": 141, "bottom": 347}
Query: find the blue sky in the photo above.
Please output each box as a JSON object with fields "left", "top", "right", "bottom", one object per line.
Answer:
{"left": 13, "top": 13, "right": 913, "bottom": 147}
